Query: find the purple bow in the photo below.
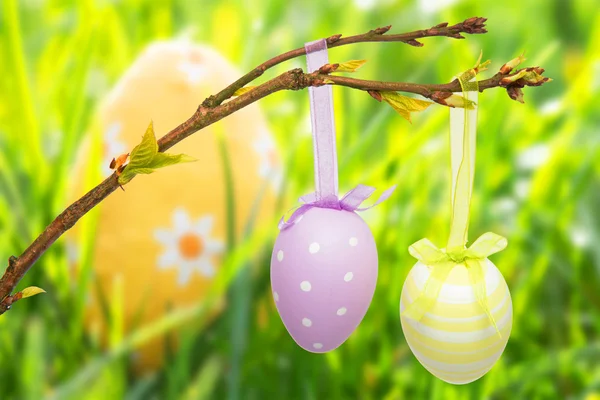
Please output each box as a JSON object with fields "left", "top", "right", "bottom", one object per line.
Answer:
{"left": 278, "top": 184, "right": 397, "bottom": 230}
{"left": 278, "top": 39, "right": 396, "bottom": 230}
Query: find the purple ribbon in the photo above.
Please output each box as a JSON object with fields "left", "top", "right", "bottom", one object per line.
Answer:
{"left": 278, "top": 39, "right": 396, "bottom": 231}
{"left": 278, "top": 184, "right": 397, "bottom": 230}
{"left": 305, "top": 38, "right": 338, "bottom": 200}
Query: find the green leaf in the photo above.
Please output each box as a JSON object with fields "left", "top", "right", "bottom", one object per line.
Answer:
{"left": 380, "top": 92, "right": 433, "bottom": 123}
{"left": 500, "top": 69, "right": 529, "bottom": 84}
{"left": 147, "top": 153, "right": 197, "bottom": 169}
{"left": 333, "top": 59, "right": 367, "bottom": 73}
{"left": 500, "top": 53, "right": 526, "bottom": 74}
{"left": 128, "top": 122, "right": 158, "bottom": 168}
{"left": 472, "top": 50, "right": 491, "bottom": 74}
{"left": 118, "top": 121, "right": 196, "bottom": 185}
{"left": 121, "top": 167, "right": 156, "bottom": 179}
{"left": 444, "top": 94, "right": 477, "bottom": 109}
{"left": 20, "top": 286, "right": 46, "bottom": 299}
{"left": 233, "top": 86, "right": 256, "bottom": 96}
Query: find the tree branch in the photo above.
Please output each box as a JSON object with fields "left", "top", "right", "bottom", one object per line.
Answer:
{"left": 323, "top": 67, "right": 548, "bottom": 101}
{"left": 201, "top": 17, "right": 488, "bottom": 108}
{"left": 0, "top": 17, "right": 549, "bottom": 315}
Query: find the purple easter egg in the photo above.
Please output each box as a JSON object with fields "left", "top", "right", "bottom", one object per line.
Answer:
{"left": 270, "top": 207, "right": 378, "bottom": 353}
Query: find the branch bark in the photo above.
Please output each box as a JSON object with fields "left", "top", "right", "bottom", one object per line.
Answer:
{"left": 201, "top": 17, "right": 487, "bottom": 108}
{"left": 0, "top": 17, "right": 548, "bottom": 315}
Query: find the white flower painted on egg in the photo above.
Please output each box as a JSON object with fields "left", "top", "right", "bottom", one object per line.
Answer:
{"left": 154, "top": 208, "right": 224, "bottom": 286}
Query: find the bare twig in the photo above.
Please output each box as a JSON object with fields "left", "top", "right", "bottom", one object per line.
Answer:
{"left": 201, "top": 17, "right": 488, "bottom": 108}
{"left": 0, "top": 17, "right": 549, "bottom": 315}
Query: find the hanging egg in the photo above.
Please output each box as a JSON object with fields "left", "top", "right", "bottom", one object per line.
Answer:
{"left": 67, "top": 40, "right": 281, "bottom": 373}
{"left": 271, "top": 207, "right": 378, "bottom": 352}
{"left": 400, "top": 259, "right": 512, "bottom": 384}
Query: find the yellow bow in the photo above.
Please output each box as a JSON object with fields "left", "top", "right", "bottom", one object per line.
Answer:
{"left": 402, "top": 232, "right": 507, "bottom": 335}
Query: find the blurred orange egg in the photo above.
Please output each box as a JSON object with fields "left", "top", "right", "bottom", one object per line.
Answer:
{"left": 68, "top": 40, "right": 281, "bottom": 372}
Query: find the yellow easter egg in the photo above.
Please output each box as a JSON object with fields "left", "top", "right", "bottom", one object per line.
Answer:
{"left": 69, "top": 41, "right": 281, "bottom": 372}
{"left": 400, "top": 259, "right": 512, "bottom": 384}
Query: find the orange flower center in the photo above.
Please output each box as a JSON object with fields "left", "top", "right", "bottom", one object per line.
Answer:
{"left": 178, "top": 233, "right": 204, "bottom": 259}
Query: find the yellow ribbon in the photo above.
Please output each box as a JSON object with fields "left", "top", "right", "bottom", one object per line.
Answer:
{"left": 402, "top": 232, "right": 508, "bottom": 334}
{"left": 447, "top": 65, "right": 478, "bottom": 251}
{"left": 401, "top": 60, "right": 508, "bottom": 335}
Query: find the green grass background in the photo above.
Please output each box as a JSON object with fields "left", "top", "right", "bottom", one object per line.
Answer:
{"left": 1, "top": 0, "right": 600, "bottom": 398}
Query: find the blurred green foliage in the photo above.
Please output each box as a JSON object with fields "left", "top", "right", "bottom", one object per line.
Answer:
{"left": 1, "top": 0, "right": 600, "bottom": 399}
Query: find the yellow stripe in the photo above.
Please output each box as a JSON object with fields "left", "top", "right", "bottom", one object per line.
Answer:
{"left": 402, "top": 308, "right": 511, "bottom": 344}
{"left": 405, "top": 331, "right": 508, "bottom": 363}
{"left": 400, "top": 291, "right": 511, "bottom": 333}
{"left": 406, "top": 267, "right": 507, "bottom": 308}
{"left": 402, "top": 270, "right": 509, "bottom": 319}
{"left": 412, "top": 260, "right": 494, "bottom": 287}
{"left": 401, "top": 315, "right": 512, "bottom": 353}
{"left": 412, "top": 347, "right": 503, "bottom": 374}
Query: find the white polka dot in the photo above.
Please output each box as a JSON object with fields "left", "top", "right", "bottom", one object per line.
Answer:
{"left": 309, "top": 242, "right": 320, "bottom": 254}
{"left": 313, "top": 343, "right": 323, "bottom": 350}
{"left": 344, "top": 272, "right": 354, "bottom": 282}
{"left": 302, "top": 318, "right": 312, "bottom": 327}
{"left": 273, "top": 292, "right": 279, "bottom": 302}
{"left": 300, "top": 281, "right": 312, "bottom": 292}
{"left": 337, "top": 307, "right": 347, "bottom": 316}
{"left": 277, "top": 250, "right": 284, "bottom": 262}
{"left": 349, "top": 237, "right": 358, "bottom": 246}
